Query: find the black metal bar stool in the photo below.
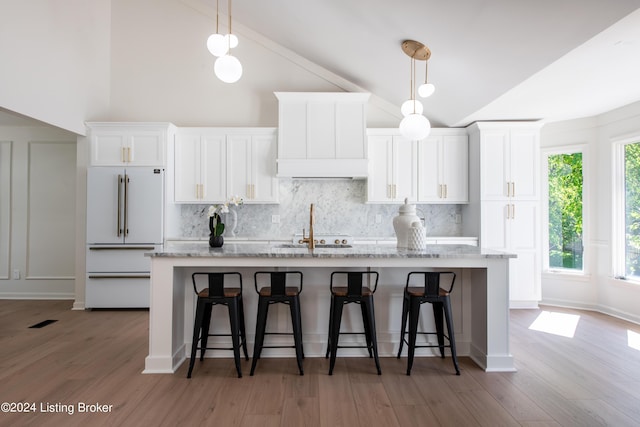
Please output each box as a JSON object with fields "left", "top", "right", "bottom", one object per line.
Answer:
{"left": 250, "top": 271, "right": 304, "bottom": 376}
{"left": 187, "top": 272, "right": 249, "bottom": 378}
{"left": 397, "top": 271, "right": 460, "bottom": 375}
{"left": 326, "top": 271, "right": 381, "bottom": 375}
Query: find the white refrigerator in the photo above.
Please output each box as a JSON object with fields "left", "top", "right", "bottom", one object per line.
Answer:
{"left": 86, "top": 167, "right": 164, "bottom": 308}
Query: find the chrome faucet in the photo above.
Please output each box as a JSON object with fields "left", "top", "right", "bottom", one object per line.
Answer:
{"left": 301, "top": 203, "right": 315, "bottom": 249}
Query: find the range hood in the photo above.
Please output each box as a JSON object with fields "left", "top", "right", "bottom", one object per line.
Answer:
{"left": 275, "top": 92, "right": 370, "bottom": 178}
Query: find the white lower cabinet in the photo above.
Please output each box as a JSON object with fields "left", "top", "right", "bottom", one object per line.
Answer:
{"left": 174, "top": 128, "right": 277, "bottom": 203}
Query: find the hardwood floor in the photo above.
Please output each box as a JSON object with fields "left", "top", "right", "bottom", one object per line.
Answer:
{"left": 1, "top": 300, "right": 640, "bottom": 426}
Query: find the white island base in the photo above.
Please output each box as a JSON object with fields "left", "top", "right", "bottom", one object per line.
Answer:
{"left": 143, "top": 243, "right": 516, "bottom": 374}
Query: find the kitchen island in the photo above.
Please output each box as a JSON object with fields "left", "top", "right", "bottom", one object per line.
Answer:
{"left": 144, "top": 242, "right": 516, "bottom": 374}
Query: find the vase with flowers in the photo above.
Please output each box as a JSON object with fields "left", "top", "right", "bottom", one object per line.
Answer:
{"left": 207, "top": 195, "right": 244, "bottom": 247}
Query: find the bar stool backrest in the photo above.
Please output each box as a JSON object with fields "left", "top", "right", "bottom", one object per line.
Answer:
{"left": 330, "top": 271, "right": 379, "bottom": 296}
{"left": 192, "top": 272, "right": 243, "bottom": 297}
{"left": 254, "top": 271, "right": 303, "bottom": 295}
{"left": 406, "top": 271, "right": 456, "bottom": 297}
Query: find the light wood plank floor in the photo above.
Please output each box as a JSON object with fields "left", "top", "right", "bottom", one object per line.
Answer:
{"left": 1, "top": 300, "right": 640, "bottom": 426}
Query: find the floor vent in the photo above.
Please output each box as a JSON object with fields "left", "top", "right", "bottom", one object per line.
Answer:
{"left": 29, "top": 319, "right": 58, "bottom": 329}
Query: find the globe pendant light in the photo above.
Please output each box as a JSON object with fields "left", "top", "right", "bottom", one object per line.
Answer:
{"left": 207, "top": 0, "right": 228, "bottom": 57}
{"left": 417, "top": 58, "right": 435, "bottom": 98}
{"left": 212, "top": 0, "right": 242, "bottom": 83}
{"left": 399, "top": 40, "right": 432, "bottom": 140}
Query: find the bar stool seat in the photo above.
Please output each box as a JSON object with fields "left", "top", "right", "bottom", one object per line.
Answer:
{"left": 251, "top": 271, "right": 304, "bottom": 376}
{"left": 326, "top": 271, "right": 381, "bottom": 375}
{"left": 187, "top": 272, "right": 249, "bottom": 379}
{"left": 397, "top": 271, "right": 460, "bottom": 375}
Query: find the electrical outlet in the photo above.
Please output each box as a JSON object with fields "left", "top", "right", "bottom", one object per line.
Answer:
{"left": 271, "top": 215, "right": 280, "bottom": 224}
{"left": 12, "top": 269, "right": 20, "bottom": 280}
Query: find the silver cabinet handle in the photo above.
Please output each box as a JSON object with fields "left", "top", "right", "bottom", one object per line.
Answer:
{"left": 117, "top": 174, "right": 123, "bottom": 236}
{"left": 124, "top": 174, "right": 129, "bottom": 236}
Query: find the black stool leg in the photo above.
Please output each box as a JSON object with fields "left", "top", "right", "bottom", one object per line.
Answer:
{"left": 360, "top": 301, "right": 373, "bottom": 358}
{"left": 200, "top": 303, "right": 213, "bottom": 360}
{"left": 238, "top": 295, "right": 249, "bottom": 360}
{"left": 363, "top": 296, "right": 381, "bottom": 375}
{"left": 187, "top": 299, "right": 206, "bottom": 378}
{"left": 228, "top": 298, "right": 243, "bottom": 378}
{"left": 326, "top": 295, "right": 334, "bottom": 358}
{"left": 443, "top": 298, "right": 460, "bottom": 375}
{"left": 432, "top": 302, "right": 446, "bottom": 358}
{"left": 397, "top": 291, "right": 409, "bottom": 358}
{"left": 407, "top": 297, "right": 421, "bottom": 375}
{"left": 328, "top": 297, "right": 345, "bottom": 375}
{"left": 250, "top": 296, "right": 269, "bottom": 376}
{"left": 290, "top": 295, "right": 304, "bottom": 375}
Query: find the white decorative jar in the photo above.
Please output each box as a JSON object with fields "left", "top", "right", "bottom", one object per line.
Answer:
{"left": 408, "top": 221, "right": 427, "bottom": 250}
{"left": 393, "top": 198, "right": 421, "bottom": 249}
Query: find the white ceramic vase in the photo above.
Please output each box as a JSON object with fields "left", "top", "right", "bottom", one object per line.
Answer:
{"left": 392, "top": 198, "right": 421, "bottom": 248}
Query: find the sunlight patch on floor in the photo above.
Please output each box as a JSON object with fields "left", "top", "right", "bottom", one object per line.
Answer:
{"left": 528, "top": 311, "right": 580, "bottom": 338}
{"left": 628, "top": 330, "right": 640, "bottom": 351}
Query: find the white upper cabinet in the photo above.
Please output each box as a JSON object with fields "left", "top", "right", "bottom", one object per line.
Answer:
{"left": 174, "top": 128, "right": 277, "bottom": 203}
{"left": 275, "top": 92, "right": 370, "bottom": 178}
{"left": 88, "top": 123, "right": 172, "bottom": 167}
{"left": 227, "top": 131, "right": 278, "bottom": 203}
{"left": 367, "top": 133, "right": 418, "bottom": 203}
{"left": 174, "top": 131, "right": 226, "bottom": 203}
{"left": 418, "top": 131, "right": 468, "bottom": 203}
{"left": 480, "top": 127, "right": 539, "bottom": 201}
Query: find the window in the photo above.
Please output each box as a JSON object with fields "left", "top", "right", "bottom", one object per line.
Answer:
{"left": 613, "top": 139, "right": 640, "bottom": 281}
{"left": 544, "top": 148, "right": 585, "bottom": 272}
{"left": 623, "top": 142, "right": 640, "bottom": 278}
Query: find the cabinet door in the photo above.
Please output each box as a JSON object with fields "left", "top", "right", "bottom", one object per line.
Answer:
{"left": 480, "top": 201, "right": 509, "bottom": 250}
{"left": 367, "top": 136, "right": 394, "bottom": 202}
{"left": 251, "top": 134, "right": 278, "bottom": 202}
{"left": 174, "top": 134, "right": 202, "bottom": 203}
{"left": 441, "top": 135, "right": 468, "bottom": 203}
{"left": 91, "top": 132, "right": 126, "bottom": 166}
{"left": 128, "top": 131, "right": 165, "bottom": 166}
{"left": 480, "top": 130, "right": 509, "bottom": 200}
{"left": 227, "top": 135, "right": 251, "bottom": 200}
{"left": 393, "top": 137, "right": 418, "bottom": 202}
{"left": 509, "top": 129, "right": 539, "bottom": 200}
{"left": 201, "top": 134, "right": 227, "bottom": 202}
{"left": 417, "top": 136, "right": 441, "bottom": 201}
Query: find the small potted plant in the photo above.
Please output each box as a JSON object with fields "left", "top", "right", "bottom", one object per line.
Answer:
{"left": 207, "top": 195, "right": 243, "bottom": 247}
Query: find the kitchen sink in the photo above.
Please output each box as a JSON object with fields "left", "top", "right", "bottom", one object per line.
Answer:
{"left": 274, "top": 243, "right": 352, "bottom": 249}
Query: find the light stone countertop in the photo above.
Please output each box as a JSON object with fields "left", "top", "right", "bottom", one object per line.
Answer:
{"left": 147, "top": 242, "right": 514, "bottom": 259}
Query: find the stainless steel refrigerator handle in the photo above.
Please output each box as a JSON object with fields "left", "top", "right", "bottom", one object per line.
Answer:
{"left": 124, "top": 174, "right": 129, "bottom": 236}
{"left": 117, "top": 174, "right": 123, "bottom": 237}
{"left": 88, "top": 275, "right": 151, "bottom": 279}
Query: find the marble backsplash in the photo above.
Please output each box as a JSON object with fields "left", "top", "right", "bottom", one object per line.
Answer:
{"left": 177, "top": 179, "right": 462, "bottom": 240}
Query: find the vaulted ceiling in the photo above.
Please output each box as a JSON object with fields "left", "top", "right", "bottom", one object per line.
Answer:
{"left": 3, "top": 1, "right": 640, "bottom": 129}
{"left": 219, "top": 0, "right": 640, "bottom": 127}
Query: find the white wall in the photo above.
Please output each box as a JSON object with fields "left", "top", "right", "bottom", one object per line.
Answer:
{"left": 540, "top": 101, "right": 640, "bottom": 323}
{"left": 103, "top": 0, "right": 399, "bottom": 127}
{"left": 0, "top": 126, "right": 77, "bottom": 299}
{"left": 0, "top": 1, "right": 111, "bottom": 135}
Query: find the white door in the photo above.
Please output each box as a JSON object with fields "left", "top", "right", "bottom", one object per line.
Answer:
{"left": 509, "top": 130, "right": 539, "bottom": 200}
{"left": 201, "top": 134, "right": 227, "bottom": 202}
{"left": 128, "top": 131, "right": 165, "bottom": 166}
{"left": 174, "top": 133, "right": 201, "bottom": 202}
{"left": 87, "top": 168, "right": 124, "bottom": 244}
{"left": 393, "top": 137, "right": 418, "bottom": 202}
{"left": 367, "top": 136, "right": 394, "bottom": 202}
{"left": 441, "top": 135, "right": 468, "bottom": 203}
{"left": 227, "top": 135, "right": 251, "bottom": 200}
{"left": 418, "top": 136, "right": 441, "bottom": 201}
{"left": 481, "top": 131, "right": 509, "bottom": 200}
{"left": 124, "top": 168, "right": 164, "bottom": 244}
{"left": 251, "top": 134, "right": 278, "bottom": 202}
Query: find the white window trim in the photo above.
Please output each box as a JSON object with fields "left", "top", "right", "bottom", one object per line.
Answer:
{"left": 541, "top": 144, "right": 588, "bottom": 275}
{"left": 611, "top": 134, "right": 640, "bottom": 283}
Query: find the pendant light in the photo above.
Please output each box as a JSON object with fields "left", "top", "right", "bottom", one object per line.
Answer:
{"left": 211, "top": 0, "right": 242, "bottom": 83}
{"left": 207, "top": 0, "right": 228, "bottom": 57}
{"left": 399, "top": 40, "right": 432, "bottom": 141}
